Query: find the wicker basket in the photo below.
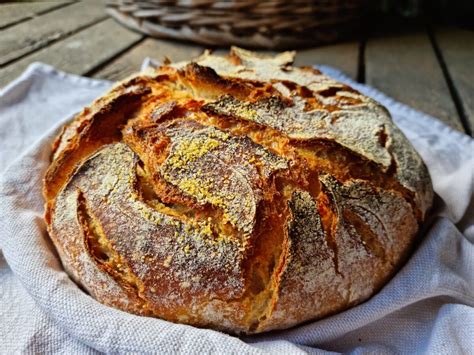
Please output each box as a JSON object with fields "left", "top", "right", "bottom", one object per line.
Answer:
{"left": 105, "top": 0, "right": 368, "bottom": 49}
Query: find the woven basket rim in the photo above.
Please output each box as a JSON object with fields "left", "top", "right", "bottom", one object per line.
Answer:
{"left": 106, "top": 0, "right": 367, "bottom": 49}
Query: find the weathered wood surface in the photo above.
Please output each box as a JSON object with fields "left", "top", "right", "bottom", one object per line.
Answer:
{"left": 0, "top": 19, "right": 143, "bottom": 87}
{"left": 434, "top": 27, "right": 474, "bottom": 135}
{"left": 0, "top": 1, "right": 107, "bottom": 66}
{"left": 94, "top": 39, "right": 359, "bottom": 82}
{"left": 93, "top": 37, "right": 204, "bottom": 81}
{"left": 0, "top": 1, "right": 72, "bottom": 29}
{"left": 365, "top": 28, "right": 463, "bottom": 132}
{"left": 295, "top": 41, "right": 359, "bottom": 80}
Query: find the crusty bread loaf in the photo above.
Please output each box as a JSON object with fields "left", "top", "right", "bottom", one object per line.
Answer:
{"left": 43, "top": 47, "right": 433, "bottom": 334}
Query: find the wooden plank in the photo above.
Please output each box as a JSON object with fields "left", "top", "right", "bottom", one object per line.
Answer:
{"left": 434, "top": 27, "right": 474, "bottom": 135}
{"left": 0, "top": 1, "right": 108, "bottom": 66}
{"left": 93, "top": 38, "right": 204, "bottom": 81}
{"left": 294, "top": 41, "right": 359, "bottom": 80}
{"left": 0, "top": 19, "right": 143, "bottom": 88}
{"left": 95, "top": 40, "right": 359, "bottom": 82}
{"left": 365, "top": 28, "right": 464, "bottom": 132}
{"left": 0, "top": 1, "right": 72, "bottom": 29}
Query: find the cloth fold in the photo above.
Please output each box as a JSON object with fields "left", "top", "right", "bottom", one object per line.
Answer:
{"left": 0, "top": 63, "right": 472, "bottom": 354}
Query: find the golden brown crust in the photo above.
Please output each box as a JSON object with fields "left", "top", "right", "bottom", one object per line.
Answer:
{"left": 44, "top": 48, "right": 433, "bottom": 334}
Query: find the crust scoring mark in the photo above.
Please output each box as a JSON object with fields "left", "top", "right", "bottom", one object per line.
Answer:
{"left": 58, "top": 144, "right": 250, "bottom": 314}
{"left": 160, "top": 124, "right": 287, "bottom": 235}
{"left": 77, "top": 192, "right": 147, "bottom": 305}
{"left": 203, "top": 95, "right": 393, "bottom": 170}
{"left": 318, "top": 174, "right": 418, "bottom": 299}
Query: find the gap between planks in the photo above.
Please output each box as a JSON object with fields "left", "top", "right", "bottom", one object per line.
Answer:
{"left": 91, "top": 38, "right": 205, "bottom": 81}
{"left": 0, "top": 1, "right": 73, "bottom": 30}
{"left": 0, "top": 1, "right": 108, "bottom": 67}
{"left": 0, "top": 19, "right": 144, "bottom": 88}
{"left": 364, "top": 20, "right": 465, "bottom": 133}
{"left": 430, "top": 27, "right": 474, "bottom": 136}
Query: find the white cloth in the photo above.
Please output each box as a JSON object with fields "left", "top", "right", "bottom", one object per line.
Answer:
{"left": 0, "top": 62, "right": 473, "bottom": 354}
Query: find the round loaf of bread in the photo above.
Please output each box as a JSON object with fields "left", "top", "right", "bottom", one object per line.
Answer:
{"left": 44, "top": 48, "right": 433, "bottom": 334}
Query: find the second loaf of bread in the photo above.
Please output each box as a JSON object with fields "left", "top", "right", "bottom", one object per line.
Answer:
{"left": 43, "top": 48, "right": 433, "bottom": 334}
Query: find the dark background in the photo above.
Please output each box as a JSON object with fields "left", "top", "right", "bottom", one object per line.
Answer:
{"left": 374, "top": 0, "right": 474, "bottom": 28}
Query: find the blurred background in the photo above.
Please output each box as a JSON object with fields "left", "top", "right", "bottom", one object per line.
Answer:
{"left": 0, "top": 0, "right": 472, "bottom": 136}
{"left": 100, "top": 0, "right": 474, "bottom": 50}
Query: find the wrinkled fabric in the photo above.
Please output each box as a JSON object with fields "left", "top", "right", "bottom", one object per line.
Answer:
{"left": 0, "top": 63, "right": 472, "bottom": 354}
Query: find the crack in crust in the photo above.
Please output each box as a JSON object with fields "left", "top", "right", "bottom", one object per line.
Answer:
{"left": 203, "top": 95, "right": 394, "bottom": 169}
{"left": 44, "top": 47, "right": 433, "bottom": 334}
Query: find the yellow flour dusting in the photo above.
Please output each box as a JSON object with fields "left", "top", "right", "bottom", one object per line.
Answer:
{"left": 167, "top": 136, "right": 220, "bottom": 169}
{"left": 176, "top": 177, "right": 225, "bottom": 208}
{"left": 183, "top": 244, "right": 191, "bottom": 255}
{"left": 233, "top": 104, "right": 258, "bottom": 121}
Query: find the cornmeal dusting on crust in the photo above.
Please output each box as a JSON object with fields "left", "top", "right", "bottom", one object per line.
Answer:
{"left": 164, "top": 134, "right": 221, "bottom": 169}
{"left": 161, "top": 124, "right": 287, "bottom": 235}
{"left": 44, "top": 47, "right": 433, "bottom": 335}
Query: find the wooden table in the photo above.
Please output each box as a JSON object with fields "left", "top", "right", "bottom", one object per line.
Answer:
{"left": 0, "top": 1, "right": 472, "bottom": 136}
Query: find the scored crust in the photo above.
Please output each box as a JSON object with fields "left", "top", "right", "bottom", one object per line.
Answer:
{"left": 44, "top": 47, "right": 433, "bottom": 334}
